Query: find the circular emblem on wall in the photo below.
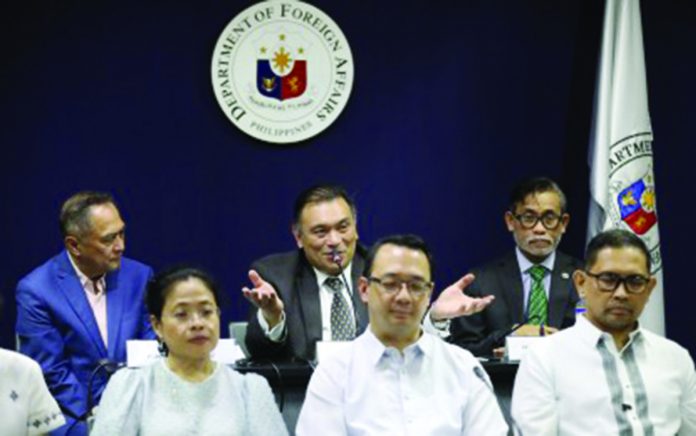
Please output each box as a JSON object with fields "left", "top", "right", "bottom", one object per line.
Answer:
{"left": 211, "top": 0, "right": 354, "bottom": 144}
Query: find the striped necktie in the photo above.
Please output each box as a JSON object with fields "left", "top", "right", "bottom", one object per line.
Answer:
{"left": 326, "top": 277, "right": 355, "bottom": 341}
{"left": 527, "top": 265, "right": 548, "bottom": 325}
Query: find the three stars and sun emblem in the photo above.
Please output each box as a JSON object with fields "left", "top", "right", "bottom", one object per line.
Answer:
{"left": 259, "top": 34, "right": 305, "bottom": 75}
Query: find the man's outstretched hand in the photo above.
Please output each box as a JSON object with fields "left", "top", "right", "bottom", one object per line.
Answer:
{"left": 430, "top": 274, "right": 494, "bottom": 321}
{"left": 242, "top": 269, "right": 285, "bottom": 327}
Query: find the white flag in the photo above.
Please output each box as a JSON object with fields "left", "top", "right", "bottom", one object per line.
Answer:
{"left": 587, "top": 0, "right": 664, "bottom": 335}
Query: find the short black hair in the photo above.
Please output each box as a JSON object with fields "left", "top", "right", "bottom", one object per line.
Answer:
{"left": 364, "top": 234, "right": 435, "bottom": 279}
{"left": 60, "top": 191, "right": 117, "bottom": 238}
{"left": 146, "top": 266, "right": 221, "bottom": 320}
{"left": 509, "top": 177, "right": 567, "bottom": 213}
{"left": 292, "top": 184, "right": 357, "bottom": 229}
{"left": 585, "top": 229, "right": 652, "bottom": 272}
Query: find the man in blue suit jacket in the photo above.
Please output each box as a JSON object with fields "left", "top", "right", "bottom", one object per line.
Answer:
{"left": 15, "top": 192, "right": 154, "bottom": 435}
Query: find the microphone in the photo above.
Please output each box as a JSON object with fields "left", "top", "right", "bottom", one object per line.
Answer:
{"left": 502, "top": 315, "right": 542, "bottom": 338}
{"left": 63, "top": 359, "right": 126, "bottom": 433}
{"left": 87, "top": 359, "right": 125, "bottom": 415}
{"left": 483, "top": 314, "right": 543, "bottom": 348}
{"left": 330, "top": 248, "right": 342, "bottom": 265}
{"left": 96, "top": 358, "right": 126, "bottom": 375}
{"left": 329, "top": 247, "right": 345, "bottom": 281}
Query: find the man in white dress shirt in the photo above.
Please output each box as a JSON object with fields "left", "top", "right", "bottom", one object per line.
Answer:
{"left": 512, "top": 229, "right": 696, "bottom": 435}
{"left": 296, "top": 234, "right": 508, "bottom": 435}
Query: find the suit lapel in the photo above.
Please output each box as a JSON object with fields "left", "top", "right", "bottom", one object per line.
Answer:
{"left": 105, "top": 270, "right": 122, "bottom": 360}
{"left": 55, "top": 251, "right": 108, "bottom": 357}
{"left": 548, "top": 253, "right": 576, "bottom": 326}
{"left": 499, "top": 252, "right": 526, "bottom": 324}
{"left": 350, "top": 254, "right": 368, "bottom": 331}
{"left": 296, "top": 263, "right": 322, "bottom": 345}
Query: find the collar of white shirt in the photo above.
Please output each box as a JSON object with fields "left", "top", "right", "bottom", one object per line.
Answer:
{"left": 313, "top": 261, "right": 354, "bottom": 295}
{"left": 360, "top": 327, "right": 432, "bottom": 366}
{"left": 574, "top": 314, "right": 644, "bottom": 353}
{"left": 515, "top": 246, "right": 556, "bottom": 274}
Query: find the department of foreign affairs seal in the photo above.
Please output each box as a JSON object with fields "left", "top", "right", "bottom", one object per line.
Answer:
{"left": 211, "top": 0, "right": 354, "bottom": 144}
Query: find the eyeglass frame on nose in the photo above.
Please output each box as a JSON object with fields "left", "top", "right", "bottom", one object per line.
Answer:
{"left": 584, "top": 271, "right": 651, "bottom": 294}
{"left": 511, "top": 211, "right": 565, "bottom": 230}
{"left": 367, "top": 276, "right": 434, "bottom": 296}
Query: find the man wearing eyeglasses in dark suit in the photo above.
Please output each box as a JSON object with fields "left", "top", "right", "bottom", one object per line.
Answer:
{"left": 448, "top": 177, "right": 583, "bottom": 357}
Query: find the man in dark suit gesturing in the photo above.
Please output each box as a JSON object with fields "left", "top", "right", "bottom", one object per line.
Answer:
{"left": 449, "top": 177, "right": 582, "bottom": 357}
{"left": 15, "top": 192, "right": 154, "bottom": 435}
{"left": 243, "top": 185, "right": 367, "bottom": 361}
{"left": 244, "top": 184, "right": 494, "bottom": 361}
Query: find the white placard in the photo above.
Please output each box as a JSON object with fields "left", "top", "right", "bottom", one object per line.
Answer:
{"left": 211, "top": 339, "right": 246, "bottom": 364}
{"left": 504, "top": 336, "right": 543, "bottom": 362}
{"left": 126, "top": 340, "right": 161, "bottom": 367}
{"left": 315, "top": 340, "right": 351, "bottom": 363}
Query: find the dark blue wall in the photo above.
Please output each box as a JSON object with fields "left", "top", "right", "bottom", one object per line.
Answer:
{"left": 2, "top": 1, "right": 694, "bottom": 355}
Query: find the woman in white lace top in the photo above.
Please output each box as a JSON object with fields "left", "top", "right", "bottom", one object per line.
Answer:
{"left": 91, "top": 267, "right": 288, "bottom": 436}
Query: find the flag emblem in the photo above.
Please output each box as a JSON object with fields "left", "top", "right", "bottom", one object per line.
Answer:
{"left": 211, "top": 0, "right": 354, "bottom": 144}
{"left": 256, "top": 34, "right": 307, "bottom": 101}
{"left": 616, "top": 173, "right": 657, "bottom": 235}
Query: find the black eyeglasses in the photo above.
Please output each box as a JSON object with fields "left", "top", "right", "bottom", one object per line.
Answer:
{"left": 512, "top": 212, "right": 564, "bottom": 230}
{"left": 584, "top": 271, "right": 651, "bottom": 294}
{"left": 368, "top": 277, "right": 433, "bottom": 296}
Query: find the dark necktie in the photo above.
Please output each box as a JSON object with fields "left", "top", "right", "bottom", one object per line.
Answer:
{"left": 326, "top": 277, "right": 355, "bottom": 341}
{"left": 528, "top": 265, "right": 548, "bottom": 325}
